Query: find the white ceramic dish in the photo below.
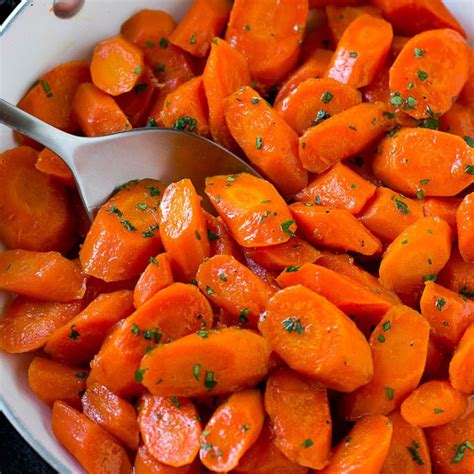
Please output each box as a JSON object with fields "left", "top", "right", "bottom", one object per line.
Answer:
{"left": 0, "top": 1, "right": 473, "bottom": 472}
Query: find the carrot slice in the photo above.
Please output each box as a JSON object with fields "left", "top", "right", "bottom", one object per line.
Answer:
{"left": 449, "top": 322, "right": 474, "bottom": 394}
{"left": 51, "top": 401, "right": 132, "bottom": 474}
{"left": 82, "top": 383, "right": 139, "bottom": 451}
{"left": 310, "top": 0, "right": 364, "bottom": 6}
{"left": 438, "top": 247, "right": 474, "bottom": 298}
{"left": 457, "top": 193, "right": 474, "bottom": 263}
{"left": 423, "top": 337, "right": 450, "bottom": 383}
{"left": 140, "top": 327, "right": 271, "bottom": 397}
{"left": 35, "top": 148, "right": 75, "bottom": 187}
{"left": 204, "top": 211, "right": 243, "bottom": 261}
{"left": 200, "top": 389, "right": 264, "bottom": 471}
{"left": 439, "top": 102, "right": 474, "bottom": 140}
{"left": 135, "top": 445, "right": 197, "bottom": 473}
{"left": 459, "top": 50, "right": 474, "bottom": 108}
{"left": 205, "top": 173, "right": 296, "bottom": 247}
{"left": 423, "top": 197, "right": 462, "bottom": 237}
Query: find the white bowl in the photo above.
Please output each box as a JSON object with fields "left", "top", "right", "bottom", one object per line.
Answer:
{"left": 0, "top": 0, "right": 473, "bottom": 472}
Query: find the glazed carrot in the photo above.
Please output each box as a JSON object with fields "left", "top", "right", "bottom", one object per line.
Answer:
{"left": 325, "top": 14, "right": 392, "bottom": 88}
{"left": 295, "top": 162, "right": 376, "bottom": 214}
{"left": 80, "top": 179, "right": 164, "bottom": 282}
{"left": 133, "top": 253, "right": 174, "bottom": 308}
{"left": 449, "top": 322, "right": 474, "bottom": 393}
{"left": 135, "top": 445, "right": 197, "bottom": 474}
{"left": 82, "top": 383, "right": 139, "bottom": 451}
{"left": 298, "top": 102, "right": 392, "bottom": 173}
{"left": 457, "top": 193, "right": 474, "bottom": 262}
{"left": 260, "top": 285, "right": 373, "bottom": 392}
{"left": 200, "top": 389, "right": 264, "bottom": 471}
{"left": 340, "top": 305, "right": 430, "bottom": 420}
{"left": 275, "top": 78, "right": 362, "bottom": 135}
{"left": 204, "top": 211, "right": 243, "bottom": 261}
{"left": 121, "top": 9, "right": 176, "bottom": 48}
{"left": 319, "top": 415, "right": 392, "bottom": 474}
{"left": 205, "top": 173, "right": 296, "bottom": 247}
{"left": 290, "top": 202, "right": 382, "bottom": 255}
{"left": 0, "top": 250, "right": 86, "bottom": 302}
{"left": 373, "top": 129, "right": 474, "bottom": 197}
{"left": 264, "top": 368, "right": 331, "bottom": 469}
{"left": 169, "top": 0, "right": 231, "bottom": 57}
{"left": 72, "top": 83, "right": 132, "bottom": 136}
{"left": 138, "top": 394, "right": 201, "bottom": 467}
{"left": 28, "top": 357, "right": 88, "bottom": 409}
{"left": 51, "top": 401, "right": 132, "bottom": 474}
{"left": 88, "top": 283, "right": 213, "bottom": 397}
{"left": 160, "top": 76, "right": 210, "bottom": 137}
{"left": 310, "top": 0, "right": 364, "bottom": 5}
{"left": 400, "top": 380, "right": 468, "bottom": 428}
{"left": 36, "top": 148, "right": 75, "bottom": 187}
{"left": 381, "top": 410, "right": 431, "bottom": 474}
{"left": 300, "top": 13, "right": 334, "bottom": 60}
{"left": 242, "top": 254, "right": 280, "bottom": 293}
{"left": 0, "top": 147, "right": 74, "bottom": 252}
{"left": 423, "top": 197, "right": 462, "bottom": 237}
{"left": 196, "top": 255, "right": 273, "bottom": 328}
{"left": 438, "top": 247, "right": 474, "bottom": 297}
{"left": 202, "top": 38, "right": 250, "bottom": 150}
{"left": 379, "top": 217, "right": 452, "bottom": 296}
{"left": 420, "top": 281, "right": 474, "bottom": 351}
{"left": 224, "top": 86, "right": 308, "bottom": 198}
{"left": 459, "top": 51, "right": 474, "bottom": 107}
{"left": 423, "top": 337, "right": 450, "bottom": 382}
{"left": 389, "top": 29, "right": 470, "bottom": 119}
{"left": 44, "top": 290, "right": 134, "bottom": 365}
{"left": 159, "top": 179, "right": 210, "bottom": 281}
{"left": 225, "top": 0, "right": 308, "bottom": 88}
{"left": 439, "top": 102, "right": 474, "bottom": 140}
{"left": 140, "top": 327, "right": 271, "bottom": 397}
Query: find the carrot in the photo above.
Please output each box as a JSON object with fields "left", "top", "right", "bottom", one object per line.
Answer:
{"left": 159, "top": 179, "right": 210, "bottom": 282}
{"left": 242, "top": 254, "right": 280, "bottom": 293}
{"left": 138, "top": 394, "right": 201, "bottom": 467}
{"left": 224, "top": 86, "right": 308, "bottom": 198}
{"left": 438, "top": 247, "right": 474, "bottom": 298}
{"left": 379, "top": 217, "right": 452, "bottom": 296}
{"left": 44, "top": 290, "right": 134, "bottom": 365}
{"left": 51, "top": 401, "right": 132, "bottom": 474}
{"left": 325, "top": 14, "right": 393, "bottom": 88}
{"left": 340, "top": 305, "right": 430, "bottom": 420}
{"left": 196, "top": 255, "right": 273, "bottom": 328}
{"left": 389, "top": 29, "right": 470, "bottom": 119}
{"left": 290, "top": 202, "right": 382, "bottom": 256}
{"left": 420, "top": 281, "right": 474, "bottom": 352}
{"left": 28, "top": 357, "right": 88, "bottom": 409}
{"left": 319, "top": 415, "right": 392, "bottom": 474}
{"left": 400, "top": 380, "right": 468, "bottom": 428}
{"left": 35, "top": 148, "right": 75, "bottom": 187}
{"left": 381, "top": 410, "right": 432, "bottom": 474}
{"left": 264, "top": 368, "right": 331, "bottom": 469}
{"left": 133, "top": 253, "right": 174, "bottom": 308}
{"left": 120, "top": 9, "right": 176, "bottom": 48}
{"left": 439, "top": 102, "right": 474, "bottom": 140}
{"left": 135, "top": 445, "right": 198, "bottom": 473}
{"left": 449, "top": 322, "right": 474, "bottom": 394}
{"left": 275, "top": 78, "right": 362, "bottom": 135}
{"left": 140, "top": 327, "right": 271, "bottom": 397}
{"left": 202, "top": 38, "right": 250, "bottom": 150}
{"left": 423, "top": 337, "right": 450, "bottom": 382}
{"left": 457, "top": 193, "right": 474, "bottom": 263}
{"left": 310, "top": 0, "right": 364, "bottom": 6}
{"left": 300, "top": 12, "right": 334, "bottom": 60}
{"left": 0, "top": 147, "right": 74, "bottom": 252}
{"left": 160, "top": 76, "right": 210, "bottom": 137}
{"left": 80, "top": 179, "right": 164, "bottom": 282}
{"left": 0, "top": 250, "right": 85, "bottom": 302}
{"left": 298, "top": 102, "right": 393, "bottom": 173}
{"left": 82, "top": 383, "right": 139, "bottom": 451}
{"left": 204, "top": 211, "right": 243, "bottom": 261}
{"left": 295, "top": 162, "right": 376, "bottom": 214}
{"left": 225, "top": 0, "right": 308, "bottom": 88}
{"left": 372, "top": 129, "right": 474, "bottom": 197}
{"left": 260, "top": 285, "right": 373, "bottom": 392}
{"left": 88, "top": 283, "right": 213, "bottom": 397}
{"left": 169, "top": 0, "right": 231, "bottom": 58}
{"left": 423, "top": 197, "right": 462, "bottom": 237}
{"left": 200, "top": 389, "right": 264, "bottom": 471}
{"left": 459, "top": 51, "right": 474, "bottom": 108}
{"left": 205, "top": 173, "right": 296, "bottom": 247}
{"left": 72, "top": 83, "right": 132, "bottom": 136}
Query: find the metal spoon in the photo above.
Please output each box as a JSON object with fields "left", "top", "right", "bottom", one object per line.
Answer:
{"left": 0, "top": 99, "right": 258, "bottom": 220}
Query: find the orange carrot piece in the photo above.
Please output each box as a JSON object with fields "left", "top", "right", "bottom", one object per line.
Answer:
{"left": 242, "top": 254, "right": 280, "bottom": 293}
{"left": 135, "top": 445, "right": 197, "bottom": 473}
{"left": 423, "top": 337, "right": 450, "bottom": 382}
{"left": 438, "top": 247, "right": 474, "bottom": 297}
{"left": 139, "top": 394, "right": 201, "bottom": 467}
{"left": 36, "top": 148, "right": 75, "bottom": 187}
{"left": 340, "top": 305, "right": 430, "bottom": 420}
{"left": 200, "top": 389, "right": 264, "bottom": 471}
{"left": 82, "top": 383, "right": 139, "bottom": 451}
{"left": 80, "top": 179, "right": 164, "bottom": 282}
{"left": 224, "top": 86, "right": 308, "bottom": 198}
{"left": 310, "top": 0, "right": 364, "bottom": 6}
{"left": 169, "top": 0, "right": 231, "bottom": 58}
{"left": 52, "top": 401, "right": 132, "bottom": 474}
{"left": 299, "top": 102, "right": 392, "bottom": 173}
{"left": 140, "top": 327, "right": 271, "bottom": 397}
{"left": 459, "top": 51, "right": 474, "bottom": 107}
{"left": 205, "top": 173, "right": 296, "bottom": 247}
{"left": 423, "top": 197, "right": 462, "bottom": 237}
{"left": 204, "top": 211, "right": 243, "bottom": 261}
{"left": 28, "top": 357, "right": 88, "bottom": 409}
{"left": 300, "top": 13, "right": 334, "bottom": 60}
{"left": 457, "top": 193, "right": 474, "bottom": 263}
{"left": 159, "top": 179, "right": 210, "bottom": 282}
{"left": 449, "top": 322, "right": 474, "bottom": 394}
{"left": 439, "top": 102, "right": 474, "bottom": 140}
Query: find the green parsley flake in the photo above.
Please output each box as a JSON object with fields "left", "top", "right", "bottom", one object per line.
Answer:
{"left": 74, "top": 371, "right": 87, "bottom": 379}
{"left": 241, "top": 424, "right": 250, "bottom": 432}
{"left": 420, "top": 178, "right": 430, "bottom": 185}
{"left": 451, "top": 440, "right": 474, "bottom": 464}
{"left": 204, "top": 370, "right": 217, "bottom": 391}
{"left": 281, "top": 220, "right": 296, "bottom": 237}
{"left": 170, "top": 396, "right": 181, "bottom": 408}
{"left": 121, "top": 220, "right": 137, "bottom": 231}
{"left": 69, "top": 325, "right": 79, "bottom": 341}
{"left": 135, "top": 368, "right": 147, "bottom": 383}
{"left": 244, "top": 24, "right": 251, "bottom": 30}
{"left": 193, "top": 364, "right": 201, "bottom": 381}
{"left": 136, "top": 203, "right": 148, "bottom": 210}
{"left": 417, "top": 70, "right": 428, "bottom": 81}
{"left": 207, "top": 229, "right": 219, "bottom": 241}
{"left": 383, "top": 321, "right": 391, "bottom": 332}
{"left": 40, "top": 79, "right": 53, "bottom": 98}
{"left": 391, "top": 195, "right": 410, "bottom": 215}
{"left": 464, "top": 136, "right": 474, "bottom": 148}
{"left": 195, "top": 230, "right": 201, "bottom": 241}
{"left": 321, "top": 91, "right": 334, "bottom": 104}
{"left": 407, "top": 440, "right": 424, "bottom": 465}
{"left": 435, "top": 298, "right": 446, "bottom": 311}
{"left": 219, "top": 273, "right": 227, "bottom": 282}
{"left": 419, "top": 117, "right": 440, "bottom": 130}
{"left": 281, "top": 317, "right": 304, "bottom": 334}
{"left": 416, "top": 189, "right": 425, "bottom": 200}
{"left": 414, "top": 48, "right": 426, "bottom": 57}
{"left": 256, "top": 136, "right": 263, "bottom": 149}
{"left": 465, "top": 165, "right": 474, "bottom": 175}
{"left": 109, "top": 204, "right": 123, "bottom": 217}
{"left": 149, "top": 256, "right": 159, "bottom": 265}
{"left": 197, "top": 330, "right": 208, "bottom": 338}
{"left": 133, "top": 65, "right": 142, "bottom": 75}
{"left": 173, "top": 116, "right": 197, "bottom": 132}
{"left": 190, "top": 33, "right": 197, "bottom": 44}
{"left": 401, "top": 239, "right": 409, "bottom": 245}
{"left": 145, "top": 41, "right": 155, "bottom": 48}
{"left": 251, "top": 97, "right": 260, "bottom": 104}
{"left": 131, "top": 323, "right": 140, "bottom": 336}
{"left": 349, "top": 51, "right": 358, "bottom": 57}
{"left": 311, "top": 109, "right": 331, "bottom": 125}
{"left": 205, "top": 286, "right": 215, "bottom": 296}
{"left": 390, "top": 93, "right": 404, "bottom": 106}
{"left": 285, "top": 266, "right": 301, "bottom": 273}
{"left": 302, "top": 439, "right": 313, "bottom": 448}
{"left": 239, "top": 308, "right": 250, "bottom": 324}
{"left": 377, "top": 334, "right": 385, "bottom": 343}
{"left": 434, "top": 408, "right": 444, "bottom": 414}
{"left": 155, "top": 63, "right": 166, "bottom": 73}
{"left": 406, "top": 96, "right": 417, "bottom": 109}
{"left": 385, "top": 386, "right": 394, "bottom": 401}
{"left": 147, "top": 118, "right": 158, "bottom": 128}
{"left": 423, "top": 274, "right": 437, "bottom": 282}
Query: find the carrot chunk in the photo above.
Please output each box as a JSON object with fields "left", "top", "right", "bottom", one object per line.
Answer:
{"left": 36, "top": 148, "right": 75, "bottom": 187}
{"left": 135, "top": 445, "right": 197, "bottom": 473}
{"left": 449, "top": 322, "right": 474, "bottom": 394}
{"left": 457, "top": 193, "right": 474, "bottom": 263}
{"left": 423, "top": 197, "right": 462, "bottom": 237}
{"left": 204, "top": 211, "right": 243, "bottom": 261}
{"left": 438, "top": 247, "right": 474, "bottom": 297}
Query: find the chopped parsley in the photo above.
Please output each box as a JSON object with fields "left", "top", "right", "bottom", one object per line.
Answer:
{"left": 251, "top": 97, "right": 260, "bottom": 104}
{"left": 149, "top": 256, "right": 159, "bottom": 265}
{"left": 285, "top": 266, "right": 301, "bottom": 272}
{"left": 383, "top": 321, "right": 391, "bottom": 332}
{"left": 451, "top": 440, "right": 474, "bottom": 464}
{"left": 109, "top": 204, "right": 123, "bottom": 217}
{"left": 239, "top": 308, "right": 250, "bottom": 324}
{"left": 204, "top": 370, "right": 217, "bottom": 391}
{"left": 256, "top": 136, "right": 263, "bottom": 149}
{"left": 464, "top": 136, "right": 474, "bottom": 148}
{"left": 406, "top": 96, "right": 417, "bottom": 109}
{"left": 407, "top": 440, "right": 424, "bottom": 465}
{"left": 197, "top": 330, "right": 208, "bottom": 338}
{"left": 416, "top": 189, "right": 425, "bottom": 200}
{"left": 302, "top": 439, "right": 313, "bottom": 448}
{"left": 134, "top": 368, "right": 147, "bottom": 383}
{"left": 385, "top": 386, "right": 394, "bottom": 401}
{"left": 170, "top": 396, "right": 181, "bottom": 408}
{"left": 349, "top": 51, "right": 358, "bottom": 57}
{"left": 143, "top": 328, "right": 162, "bottom": 343}
{"left": 207, "top": 228, "right": 219, "bottom": 241}
{"left": 281, "top": 220, "right": 296, "bottom": 237}
{"left": 131, "top": 323, "right": 140, "bottom": 335}
{"left": 190, "top": 33, "right": 197, "bottom": 45}
{"left": 147, "top": 118, "right": 158, "bottom": 127}
{"left": 40, "top": 79, "right": 53, "bottom": 98}
{"left": 155, "top": 63, "right": 166, "bottom": 73}
{"left": 311, "top": 109, "right": 331, "bottom": 125}
{"left": 244, "top": 24, "right": 251, "bottom": 31}
{"left": 173, "top": 116, "right": 197, "bottom": 132}
{"left": 419, "top": 117, "right": 440, "bottom": 130}
{"left": 133, "top": 65, "right": 142, "bottom": 75}
{"left": 205, "top": 286, "right": 215, "bottom": 296}
{"left": 159, "top": 37, "right": 168, "bottom": 48}
{"left": 377, "top": 335, "right": 385, "bottom": 343}
{"left": 390, "top": 93, "right": 404, "bottom": 106}
{"left": 219, "top": 273, "right": 227, "bottom": 282}
{"left": 121, "top": 220, "right": 137, "bottom": 231}
{"left": 74, "top": 371, "right": 87, "bottom": 379}
{"left": 145, "top": 41, "right": 155, "bottom": 48}
{"left": 69, "top": 325, "right": 79, "bottom": 341}
{"left": 420, "top": 178, "right": 430, "bottom": 185}
{"left": 321, "top": 91, "right": 334, "bottom": 104}
{"left": 241, "top": 424, "right": 250, "bottom": 432}
{"left": 434, "top": 408, "right": 444, "bottom": 414}
{"left": 281, "top": 317, "right": 304, "bottom": 334}
{"left": 435, "top": 298, "right": 446, "bottom": 311}
{"left": 195, "top": 230, "right": 201, "bottom": 241}
{"left": 391, "top": 195, "right": 410, "bottom": 215}
{"left": 423, "top": 274, "right": 437, "bottom": 282}
{"left": 417, "top": 70, "right": 428, "bottom": 81}
{"left": 193, "top": 364, "right": 201, "bottom": 381}
{"left": 414, "top": 48, "right": 425, "bottom": 57}
{"left": 465, "top": 165, "right": 474, "bottom": 175}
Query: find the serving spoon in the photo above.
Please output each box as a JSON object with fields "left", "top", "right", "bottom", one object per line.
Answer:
{"left": 0, "top": 99, "right": 258, "bottom": 220}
